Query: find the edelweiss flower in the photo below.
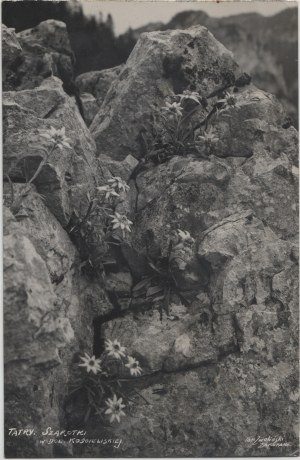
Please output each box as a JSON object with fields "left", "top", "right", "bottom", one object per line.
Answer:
{"left": 218, "top": 91, "right": 241, "bottom": 111}
{"left": 41, "top": 126, "right": 71, "bottom": 149}
{"left": 125, "top": 356, "right": 142, "bottom": 376}
{"left": 108, "top": 176, "right": 130, "bottom": 193}
{"left": 176, "top": 229, "right": 195, "bottom": 244}
{"left": 105, "top": 394, "right": 126, "bottom": 423}
{"left": 162, "top": 101, "right": 183, "bottom": 117}
{"left": 78, "top": 353, "right": 102, "bottom": 374}
{"left": 105, "top": 339, "right": 126, "bottom": 359}
{"left": 109, "top": 212, "right": 133, "bottom": 234}
{"left": 96, "top": 185, "right": 120, "bottom": 200}
{"left": 197, "top": 128, "right": 219, "bottom": 145}
{"left": 178, "top": 90, "right": 201, "bottom": 104}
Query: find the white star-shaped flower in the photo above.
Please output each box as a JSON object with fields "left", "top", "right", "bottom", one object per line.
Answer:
{"left": 125, "top": 356, "right": 142, "bottom": 377}
{"left": 105, "top": 394, "right": 126, "bottom": 423}
{"left": 78, "top": 353, "right": 102, "bottom": 374}
{"left": 162, "top": 101, "right": 183, "bottom": 117}
{"left": 105, "top": 339, "right": 126, "bottom": 359}
{"left": 109, "top": 212, "right": 133, "bottom": 234}
{"left": 40, "top": 126, "right": 71, "bottom": 149}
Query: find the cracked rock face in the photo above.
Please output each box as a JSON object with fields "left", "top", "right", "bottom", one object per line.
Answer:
{"left": 3, "top": 18, "right": 299, "bottom": 459}
{"left": 85, "top": 25, "right": 298, "bottom": 458}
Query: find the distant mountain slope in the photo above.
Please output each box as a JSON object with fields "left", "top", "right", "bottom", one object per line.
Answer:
{"left": 120, "top": 8, "right": 298, "bottom": 122}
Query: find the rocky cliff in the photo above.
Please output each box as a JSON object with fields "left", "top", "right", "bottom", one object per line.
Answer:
{"left": 3, "top": 20, "right": 299, "bottom": 458}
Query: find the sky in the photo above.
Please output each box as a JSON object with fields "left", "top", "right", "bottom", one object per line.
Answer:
{"left": 81, "top": 1, "right": 298, "bottom": 35}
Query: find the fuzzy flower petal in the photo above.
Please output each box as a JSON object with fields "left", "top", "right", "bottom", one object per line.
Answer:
{"left": 125, "top": 356, "right": 142, "bottom": 376}
{"left": 78, "top": 354, "right": 102, "bottom": 374}
{"left": 105, "top": 394, "right": 126, "bottom": 423}
{"left": 105, "top": 339, "right": 126, "bottom": 359}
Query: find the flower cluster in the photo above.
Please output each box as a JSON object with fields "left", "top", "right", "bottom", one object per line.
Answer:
{"left": 148, "top": 78, "right": 247, "bottom": 163}
{"left": 104, "top": 339, "right": 142, "bottom": 377}
{"left": 77, "top": 338, "right": 142, "bottom": 424}
{"left": 95, "top": 177, "right": 132, "bottom": 237}
{"left": 71, "top": 173, "right": 132, "bottom": 271}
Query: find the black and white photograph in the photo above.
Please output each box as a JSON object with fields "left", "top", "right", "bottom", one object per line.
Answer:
{"left": 2, "top": 0, "right": 299, "bottom": 457}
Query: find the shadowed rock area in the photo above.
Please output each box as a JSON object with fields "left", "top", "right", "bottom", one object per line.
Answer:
{"left": 3, "top": 18, "right": 299, "bottom": 458}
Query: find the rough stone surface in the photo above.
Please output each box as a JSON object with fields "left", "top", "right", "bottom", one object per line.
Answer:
{"left": 4, "top": 194, "right": 113, "bottom": 457}
{"left": 4, "top": 20, "right": 74, "bottom": 92}
{"left": 103, "top": 302, "right": 235, "bottom": 374}
{"left": 90, "top": 26, "right": 238, "bottom": 160}
{"left": 75, "top": 65, "right": 124, "bottom": 107}
{"left": 3, "top": 77, "right": 100, "bottom": 226}
{"left": 3, "top": 19, "right": 298, "bottom": 459}
{"left": 79, "top": 92, "right": 99, "bottom": 127}
{"left": 88, "top": 24, "right": 298, "bottom": 458}
{"left": 121, "top": 8, "right": 298, "bottom": 124}
{"left": 2, "top": 24, "right": 22, "bottom": 81}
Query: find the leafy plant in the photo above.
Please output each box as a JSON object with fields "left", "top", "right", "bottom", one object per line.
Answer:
{"left": 140, "top": 79, "right": 254, "bottom": 164}
{"left": 132, "top": 229, "right": 195, "bottom": 317}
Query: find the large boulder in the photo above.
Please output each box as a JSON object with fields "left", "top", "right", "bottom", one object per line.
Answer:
{"left": 90, "top": 26, "right": 239, "bottom": 160}
{"left": 3, "top": 20, "right": 74, "bottom": 92}
{"left": 120, "top": 8, "right": 298, "bottom": 124}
